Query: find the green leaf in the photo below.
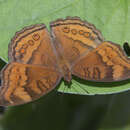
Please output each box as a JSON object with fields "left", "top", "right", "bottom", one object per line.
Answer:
{"left": 0, "top": 0, "right": 130, "bottom": 95}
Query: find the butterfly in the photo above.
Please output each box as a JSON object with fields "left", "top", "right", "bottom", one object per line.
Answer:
{"left": 0, "top": 17, "right": 130, "bottom": 106}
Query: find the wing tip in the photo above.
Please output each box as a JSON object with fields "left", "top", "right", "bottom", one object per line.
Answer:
{"left": 8, "top": 24, "right": 46, "bottom": 62}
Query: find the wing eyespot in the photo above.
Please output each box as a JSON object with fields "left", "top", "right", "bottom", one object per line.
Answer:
{"left": 22, "top": 44, "right": 28, "bottom": 49}
{"left": 71, "top": 29, "right": 77, "bottom": 35}
{"left": 79, "top": 30, "right": 84, "bottom": 35}
{"left": 84, "top": 32, "right": 90, "bottom": 38}
{"left": 62, "top": 26, "right": 70, "bottom": 33}
{"left": 28, "top": 40, "right": 34, "bottom": 46}
{"left": 32, "top": 33, "right": 40, "bottom": 41}
{"left": 20, "top": 49, "right": 25, "bottom": 54}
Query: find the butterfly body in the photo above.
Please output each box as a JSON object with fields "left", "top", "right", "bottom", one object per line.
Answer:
{"left": 0, "top": 17, "right": 130, "bottom": 106}
{"left": 59, "top": 63, "right": 72, "bottom": 82}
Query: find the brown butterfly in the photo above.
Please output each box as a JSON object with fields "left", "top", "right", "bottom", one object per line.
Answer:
{"left": 0, "top": 17, "right": 130, "bottom": 106}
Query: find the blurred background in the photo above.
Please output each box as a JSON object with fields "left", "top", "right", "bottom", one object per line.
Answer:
{"left": 0, "top": 0, "right": 130, "bottom": 130}
{"left": 1, "top": 78, "right": 130, "bottom": 130}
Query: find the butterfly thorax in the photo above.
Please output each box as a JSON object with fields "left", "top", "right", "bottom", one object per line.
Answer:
{"left": 55, "top": 51, "right": 72, "bottom": 82}
{"left": 61, "top": 64, "right": 72, "bottom": 82}
{"left": 58, "top": 59, "right": 72, "bottom": 83}
{"left": 52, "top": 40, "right": 72, "bottom": 82}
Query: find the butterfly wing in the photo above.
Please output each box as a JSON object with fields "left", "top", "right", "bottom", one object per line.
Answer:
{"left": 72, "top": 41, "right": 130, "bottom": 82}
{"left": 50, "top": 17, "right": 104, "bottom": 65}
{"left": 9, "top": 24, "right": 58, "bottom": 69}
{"left": 0, "top": 62, "right": 61, "bottom": 106}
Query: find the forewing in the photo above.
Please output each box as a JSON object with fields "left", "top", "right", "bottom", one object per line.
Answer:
{"left": 9, "top": 24, "right": 58, "bottom": 68}
{"left": 72, "top": 42, "right": 130, "bottom": 82}
{"left": 50, "top": 17, "right": 104, "bottom": 65}
{"left": 0, "top": 62, "right": 61, "bottom": 106}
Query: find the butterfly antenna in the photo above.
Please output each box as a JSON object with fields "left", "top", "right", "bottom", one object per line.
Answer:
{"left": 72, "top": 80, "right": 89, "bottom": 94}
